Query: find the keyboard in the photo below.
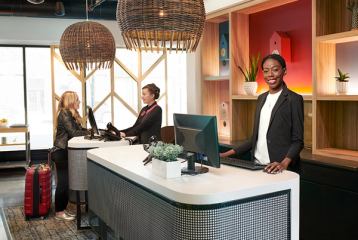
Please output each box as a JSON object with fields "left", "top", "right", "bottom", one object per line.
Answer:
{"left": 220, "top": 157, "right": 266, "bottom": 170}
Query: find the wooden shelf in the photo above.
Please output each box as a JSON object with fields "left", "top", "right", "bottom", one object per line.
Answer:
{"left": 302, "top": 95, "right": 312, "bottom": 101}
{"left": 232, "top": 94, "right": 258, "bottom": 100}
{"left": 0, "top": 127, "right": 28, "bottom": 133}
{"left": 315, "top": 148, "right": 358, "bottom": 162}
{"left": 204, "top": 76, "right": 229, "bottom": 81}
{"left": 316, "top": 30, "right": 358, "bottom": 44}
{"left": 0, "top": 143, "right": 26, "bottom": 147}
{"left": 316, "top": 95, "right": 358, "bottom": 101}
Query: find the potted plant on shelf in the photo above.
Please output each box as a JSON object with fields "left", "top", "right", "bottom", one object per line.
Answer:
{"left": 148, "top": 141, "right": 183, "bottom": 179}
{"left": 347, "top": 0, "right": 358, "bottom": 29}
{"left": 236, "top": 53, "right": 260, "bottom": 96}
{"left": 0, "top": 118, "right": 8, "bottom": 128}
{"left": 335, "top": 68, "right": 350, "bottom": 94}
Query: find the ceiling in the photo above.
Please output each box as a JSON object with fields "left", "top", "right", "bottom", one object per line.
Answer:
{"left": 0, "top": 0, "right": 250, "bottom": 20}
{"left": 0, "top": 0, "right": 118, "bottom": 20}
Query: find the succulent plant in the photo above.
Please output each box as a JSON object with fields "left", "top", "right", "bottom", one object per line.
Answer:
{"left": 335, "top": 68, "right": 350, "bottom": 82}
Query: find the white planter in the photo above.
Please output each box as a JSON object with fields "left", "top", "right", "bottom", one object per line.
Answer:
{"left": 152, "top": 158, "right": 181, "bottom": 179}
{"left": 243, "top": 82, "right": 258, "bottom": 96}
{"left": 336, "top": 81, "right": 349, "bottom": 94}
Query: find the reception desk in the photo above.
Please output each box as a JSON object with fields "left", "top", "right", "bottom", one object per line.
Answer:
{"left": 87, "top": 145, "right": 299, "bottom": 240}
{"left": 67, "top": 136, "right": 132, "bottom": 229}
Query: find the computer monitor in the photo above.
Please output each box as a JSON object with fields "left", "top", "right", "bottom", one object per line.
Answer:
{"left": 87, "top": 106, "right": 99, "bottom": 135}
{"left": 173, "top": 113, "right": 220, "bottom": 175}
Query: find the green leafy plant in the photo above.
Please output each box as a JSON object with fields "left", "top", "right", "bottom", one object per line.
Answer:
{"left": 335, "top": 68, "right": 350, "bottom": 82}
{"left": 235, "top": 53, "right": 260, "bottom": 82}
{"left": 148, "top": 141, "right": 183, "bottom": 162}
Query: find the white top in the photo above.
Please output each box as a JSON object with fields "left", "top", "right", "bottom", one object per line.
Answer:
{"left": 254, "top": 90, "right": 282, "bottom": 164}
{"left": 68, "top": 136, "right": 136, "bottom": 149}
{"left": 87, "top": 145, "right": 299, "bottom": 205}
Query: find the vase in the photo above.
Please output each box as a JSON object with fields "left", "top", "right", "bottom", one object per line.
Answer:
{"left": 336, "top": 81, "right": 349, "bottom": 95}
{"left": 243, "top": 82, "right": 258, "bottom": 96}
{"left": 152, "top": 158, "right": 181, "bottom": 179}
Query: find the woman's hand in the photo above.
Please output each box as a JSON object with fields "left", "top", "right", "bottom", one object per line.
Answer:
{"left": 219, "top": 149, "right": 236, "bottom": 158}
{"left": 264, "top": 157, "right": 291, "bottom": 174}
{"left": 120, "top": 132, "right": 126, "bottom": 138}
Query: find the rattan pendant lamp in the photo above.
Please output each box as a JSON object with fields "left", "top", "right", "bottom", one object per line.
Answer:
{"left": 59, "top": 1, "right": 115, "bottom": 70}
{"left": 117, "top": 0, "right": 205, "bottom": 52}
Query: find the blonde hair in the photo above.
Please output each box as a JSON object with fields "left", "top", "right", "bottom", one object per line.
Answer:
{"left": 57, "top": 91, "right": 82, "bottom": 125}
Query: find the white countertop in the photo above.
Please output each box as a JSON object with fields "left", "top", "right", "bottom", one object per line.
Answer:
{"left": 87, "top": 145, "right": 300, "bottom": 205}
{"left": 68, "top": 136, "right": 135, "bottom": 149}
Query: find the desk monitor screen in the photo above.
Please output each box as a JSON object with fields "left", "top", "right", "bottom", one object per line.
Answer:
{"left": 174, "top": 113, "right": 220, "bottom": 175}
{"left": 87, "top": 106, "right": 99, "bottom": 135}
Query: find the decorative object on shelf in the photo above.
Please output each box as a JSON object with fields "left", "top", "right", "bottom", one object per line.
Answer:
{"left": 55, "top": 1, "right": 65, "bottom": 16}
{"left": 236, "top": 53, "right": 260, "bottom": 96}
{"left": 59, "top": 0, "right": 115, "bottom": 70}
{"left": 219, "top": 21, "right": 230, "bottom": 76}
{"left": 0, "top": 118, "right": 8, "bottom": 128}
{"left": 270, "top": 31, "right": 291, "bottom": 62}
{"left": 148, "top": 141, "right": 183, "bottom": 178}
{"left": 335, "top": 68, "right": 350, "bottom": 94}
{"left": 347, "top": 0, "right": 358, "bottom": 29}
{"left": 116, "top": 0, "right": 205, "bottom": 52}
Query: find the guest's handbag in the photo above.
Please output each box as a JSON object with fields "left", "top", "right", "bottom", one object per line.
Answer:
{"left": 24, "top": 149, "right": 53, "bottom": 220}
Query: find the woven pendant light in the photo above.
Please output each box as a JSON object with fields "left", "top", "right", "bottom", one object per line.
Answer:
{"left": 117, "top": 0, "right": 205, "bottom": 52}
{"left": 59, "top": 21, "right": 116, "bottom": 70}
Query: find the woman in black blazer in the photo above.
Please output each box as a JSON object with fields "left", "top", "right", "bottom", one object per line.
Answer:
{"left": 221, "top": 54, "right": 304, "bottom": 173}
{"left": 118, "top": 83, "right": 162, "bottom": 144}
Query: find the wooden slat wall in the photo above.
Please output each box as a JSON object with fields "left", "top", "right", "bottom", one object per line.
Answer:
{"left": 316, "top": 0, "right": 351, "bottom": 36}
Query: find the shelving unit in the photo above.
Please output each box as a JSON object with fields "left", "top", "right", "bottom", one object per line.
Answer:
{"left": 201, "top": 0, "right": 312, "bottom": 147}
{"left": 313, "top": 0, "right": 358, "bottom": 161}
{"left": 201, "top": 14, "right": 231, "bottom": 139}
{"left": 0, "top": 127, "right": 30, "bottom": 168}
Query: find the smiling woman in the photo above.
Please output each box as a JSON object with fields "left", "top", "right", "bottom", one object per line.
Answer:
{"left": 220, "top": 54, "right": 304, "bottom": 174}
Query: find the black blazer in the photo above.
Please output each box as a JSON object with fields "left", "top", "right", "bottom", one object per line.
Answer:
{"left": 121, "top": 102, "right": 162, "bottom": 144}
{"left": 234, "top": 83, "right": 304, "bottom": 169}
{"left": 54, "top": 109, "right": 89, "bottom": 149}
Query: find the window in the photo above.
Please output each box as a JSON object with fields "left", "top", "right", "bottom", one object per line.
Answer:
{"left": 0, "top": 47, "right": 25, "bottom": 151}
{"left": 25, "top": 47, "right": 53, "bottom": 149}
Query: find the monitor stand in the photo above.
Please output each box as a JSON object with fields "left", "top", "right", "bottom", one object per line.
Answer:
{"left": 84, "top": 129, "right": 103, "bottom": 140}
{"left": 181, "top": 152, "right": 208, "bottom": 175}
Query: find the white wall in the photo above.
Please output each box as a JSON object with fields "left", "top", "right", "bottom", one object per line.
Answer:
{"left": 186, "top": 45, "right": 202, "bottom": 114}
{"left": 0, "top": 16, "right": 125, "bottom": 46}
{"left": 204, "top": 0, "right": 250, "bottom": 14}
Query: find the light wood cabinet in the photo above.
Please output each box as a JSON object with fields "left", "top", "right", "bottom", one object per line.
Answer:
{"left": 201, "top": 0, "right": 358, "bottom": 162}
{"left": 313, "top": 0, "right": 358, "bottom": 161}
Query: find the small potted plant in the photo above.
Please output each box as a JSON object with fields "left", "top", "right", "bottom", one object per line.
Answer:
{"left": 236, "top": 53, "right": 260, "bottom": 96}
{"left": 148, "top": 141, "right": 183, "bottom": 179}
{"left": 0, "top": 118, "right": 8, "bottom": 128}
{"left": 347, "top": 0, "right": 358, "bottom": 29}
{"left": 335, "top": 68, "right": 350, "bottom": 94}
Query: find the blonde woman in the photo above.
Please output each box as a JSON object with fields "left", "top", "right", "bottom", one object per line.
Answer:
{"left": 52, "top": 91, "right": 89, "bottom": 221}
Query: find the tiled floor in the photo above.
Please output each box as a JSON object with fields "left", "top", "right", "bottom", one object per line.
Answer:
{"left": 0, "top": 167, "right": 25, "bottom": 240}
{"left": 0, "top": 168, "right": 25, "bottom": 209}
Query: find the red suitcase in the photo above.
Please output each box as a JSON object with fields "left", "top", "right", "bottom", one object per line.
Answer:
{"left": 24, "top": 160, "right": 52, "bottom": 220}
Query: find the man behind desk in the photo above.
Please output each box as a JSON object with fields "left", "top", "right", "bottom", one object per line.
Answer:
{"left": 117, "top": 83, "right": 162, "bottom": 144}
{"left": 220, "top": 54, "right": 304, "bottom": 174}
